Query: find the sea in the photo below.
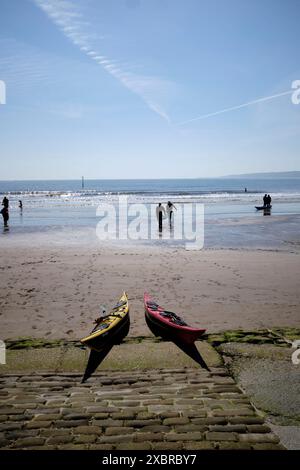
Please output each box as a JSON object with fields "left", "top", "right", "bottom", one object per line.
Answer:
{"left": 1, "top": 178, "right": 300, "bottom": 250}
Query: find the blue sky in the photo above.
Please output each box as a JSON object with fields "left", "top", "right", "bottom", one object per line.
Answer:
{"left": 0, "top": 0, "right": 299, "bottom": 179}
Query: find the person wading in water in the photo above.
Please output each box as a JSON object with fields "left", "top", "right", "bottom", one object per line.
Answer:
{"left": 1, "top": 196, "right": 9, "bottom": 227}
{"left": 156, "top": 203, "right": 165, "bottom": 233}
{"left": 166, "top": 201, "right": 176, "bottom": 227}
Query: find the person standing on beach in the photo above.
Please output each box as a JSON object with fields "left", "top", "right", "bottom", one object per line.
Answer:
{"left": 263, "top": 194, "right": 268, "bottom": 206}
{"left": 156, "top": 203, "right": 165, "bottom": 232}
{"left": 19, "top": 200, "right": 23, "bottom": 210}
{"left": 1, "top": 196, "right": 9, "bottom": 227}
{"left": 166, "top": 201, "right": 176, "bottom": 226}
{"left": 267, "top": 194, "right": 272, "bottom": 207}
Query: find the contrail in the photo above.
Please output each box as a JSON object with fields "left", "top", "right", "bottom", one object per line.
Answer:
{"left": 33, "top": 0, "right": 171, "bottom": 122}
{"left": 178, "top": 89, "right": 293, "bottom": 126}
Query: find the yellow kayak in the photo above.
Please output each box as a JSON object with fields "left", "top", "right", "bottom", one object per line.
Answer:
{"left": 81, "top": 292, "right": 129, "bottom": 353}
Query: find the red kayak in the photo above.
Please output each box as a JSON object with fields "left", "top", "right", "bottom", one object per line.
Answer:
{"left": 144, "top": 293, "right": 209, "bottom": 371}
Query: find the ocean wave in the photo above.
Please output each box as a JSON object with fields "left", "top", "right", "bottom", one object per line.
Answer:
{"left": 2, "top": 190, "right": 300, "bottom": 210}
{"left": 2, "top": 188, "right": 300, "bottom": 197}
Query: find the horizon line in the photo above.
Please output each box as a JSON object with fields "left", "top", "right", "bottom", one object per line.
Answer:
{"left": 1, "top": 171, "right": 300, "bottom": 182}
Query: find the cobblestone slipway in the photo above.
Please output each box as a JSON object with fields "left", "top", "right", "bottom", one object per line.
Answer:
{"left": 0, "top": 367, "right": 284, "bottom": 450}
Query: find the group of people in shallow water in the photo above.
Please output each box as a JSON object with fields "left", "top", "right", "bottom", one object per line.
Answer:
{"left": 263, "top": 194, "right": 272, "bottom": 207}
{"left": 1, "top": 197, "right": 23, "bottom": 228}
{"left": 1, "top": 194, "right": 273, "bottom": 229}
{"left": 156, "top": 201, "right": 176, "bottom": 232}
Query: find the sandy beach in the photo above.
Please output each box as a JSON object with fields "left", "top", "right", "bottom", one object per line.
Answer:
{"left": 1, "top": 245, "right": 299, "bottom": 340}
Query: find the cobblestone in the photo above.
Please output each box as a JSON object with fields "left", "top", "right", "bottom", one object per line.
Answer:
{"left": 117, "top": 442, "right": 152, "bottom": 450}
{"left": 105, "top": 427, "right": 135, "bottom": 435}
{"left": 165, "top": 432, "right": 203, "bottom": 441}
{"left": 13, "top": 437, "right": 46, "bottom": 448}
{"left": 135, "top": 432, "right": 164, "bottom": 442}
{"left": 47, "top": 435, "right": 73, "bottom": 445}
{"left": 54, "top": 420, "right": 89, "bottom": 428}
{"left": 163, "top": 417, "right": 189, "bottom": 425}
{"left": 239, "top": 433, "right": 280, "bottom": 443}
{"left": 75, "top": 426, "right": 102, "bottom": 435}
{"left": 74, "top": 435, "right": 97, "bottom": 444}
{"left": 26, "top": 421, "right": 52, "bottom": 429}
{"left": 209, "top": 424, "right": 247, "bottom": 433}
{"left": 206, "top": 431, "right": 238, "bottom": 441}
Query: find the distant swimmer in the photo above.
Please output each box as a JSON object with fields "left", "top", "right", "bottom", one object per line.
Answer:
{"left": 244, "top": 187, "right": 247, "bottom": 193}
{"left": 156, "top": 203, "right": 165, "bottom": 232}
{"left": 166, "top": 201, "right": 177, "bottom": 226}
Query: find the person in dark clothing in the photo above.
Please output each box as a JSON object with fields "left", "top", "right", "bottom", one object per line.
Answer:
{"left": 166, "top": 201, "right": 176, "bottom": 227}
{"left": 263, "top": 194, "right": 268, "bottom": 206}
{"left": 267, "top": 194, "right": 272, "bottom": 207}
{"left": 19, "top": 200, "right": 23, "bottom": 210}
{"left": 1, "top": 196, "right": 9, "bottom": 227}
{"left": 2, "top": 196, "right": 9, "bottom": 209}
{"left": 156, "top": 203, "right": 165, "bottom": 232}
{"left": 1, "top": 207, "right": 9, "bottom": 227}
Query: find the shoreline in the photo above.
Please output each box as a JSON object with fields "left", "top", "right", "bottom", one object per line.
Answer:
{"left": 1, "top": 208, "right": 300, "bottom": 251}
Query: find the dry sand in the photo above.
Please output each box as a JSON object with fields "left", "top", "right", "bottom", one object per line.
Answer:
{"left": 0, "top": 245, "right": 299, "bottom": 340}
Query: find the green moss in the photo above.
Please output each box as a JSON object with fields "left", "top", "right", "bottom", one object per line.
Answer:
{"left": 271, "top": 328, "right": 300, "bottom": 341}
{"left": 206, "top": 334, "right": 225, "bottom": 346}
{"left": 5, "top": 328, "right": 300, "bottom": 351}
{"left": 240, "top": 335, "right": 273, "bottom": 344}
{"left": 6, "top": 337, "right": 65, "bottom": 350}
{"left": 207, "top": 328, "right": 300, "bottom": 346}
{"left": 224, "top": 331, "right": 245, "bottom": 342}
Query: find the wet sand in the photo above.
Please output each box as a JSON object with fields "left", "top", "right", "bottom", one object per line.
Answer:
{"left": 0, "top": 245, "right": 299, "bottom": 340}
